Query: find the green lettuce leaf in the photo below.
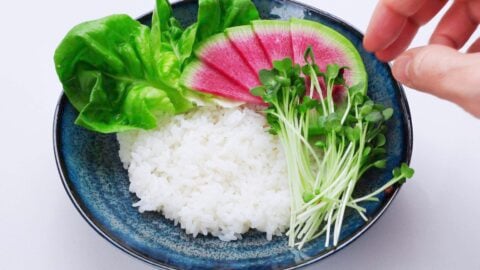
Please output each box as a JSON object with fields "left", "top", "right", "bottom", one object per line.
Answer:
{"left": 74, "top": 72, "right": 175, "bottom": 133}
{"left": 152, "top": 0, "right": 197, "bottom": 68}
{"left": 54, "top": 14, "right": 191, "bottom": 133}
{"left": 196, "top": 0, "right": 260, "bottom": 42}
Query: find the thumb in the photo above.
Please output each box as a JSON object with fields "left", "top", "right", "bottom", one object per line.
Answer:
{"left": 392, "top": 44, "right": 480, "bottom": 117}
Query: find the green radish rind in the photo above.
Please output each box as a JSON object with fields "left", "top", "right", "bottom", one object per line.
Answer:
{"left": 290, "top": 18, "right": 367, "bottom": 94}
{"left": 225, "top": 25, "right": 255, "bottom": 38}
{"left": 180, "top": 60, "right": 203, "bottom": 87}
{"left": 251, "top": 19, "right": 292, "bottom": 33}
{"left": 194, "top": 32, "right": 230, "bottom": 57}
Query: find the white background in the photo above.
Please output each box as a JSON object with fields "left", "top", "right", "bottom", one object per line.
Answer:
{"left": 1, "top": 0, "right": 479, "bottom": 269}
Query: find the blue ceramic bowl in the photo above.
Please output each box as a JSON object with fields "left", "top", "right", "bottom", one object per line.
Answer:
{"left": 54, "top": 0, "right": 413, "bottom": 269}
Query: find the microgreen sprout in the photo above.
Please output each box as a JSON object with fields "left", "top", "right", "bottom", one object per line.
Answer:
{"left": 251, "top": 47, "right": 414, "bottom": 249}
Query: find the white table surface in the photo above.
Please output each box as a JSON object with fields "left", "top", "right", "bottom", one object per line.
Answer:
{"left": 1, "top": 0, "right": 479, "bottom": 269}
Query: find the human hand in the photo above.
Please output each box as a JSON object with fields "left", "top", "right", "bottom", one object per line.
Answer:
{"left": 363, "top": 0, "right": 480, "bottom": 117}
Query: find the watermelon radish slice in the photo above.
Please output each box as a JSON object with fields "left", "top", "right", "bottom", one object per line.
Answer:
{"left": 290, "top": 18, "right": 366, "bottom": 89}
{"left": 252, "top": 20, "right": 293, "bottom": 63}
{"left": 181, "top": 60, "right": 263, "bottom": 104}
{"left": 195, "top": 33, "right": 260, "bottom": 90}
{"left": 180, "top": 19, "right": 367, "bottom": 105}
{"left": 226, "top": 25, "right": 272, "bottom": 73}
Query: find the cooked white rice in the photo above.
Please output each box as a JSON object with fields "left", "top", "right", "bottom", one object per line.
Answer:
{"left": 117, "top": 106, "right": 290, "bottom": 241}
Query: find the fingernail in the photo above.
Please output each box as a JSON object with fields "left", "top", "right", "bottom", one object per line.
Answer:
{"left": 392, "top": 55, "right": 411, "bottom": 84}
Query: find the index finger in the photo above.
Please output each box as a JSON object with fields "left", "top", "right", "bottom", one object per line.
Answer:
{"left": 364, "top": 0, "right": 428, "bottom": 52}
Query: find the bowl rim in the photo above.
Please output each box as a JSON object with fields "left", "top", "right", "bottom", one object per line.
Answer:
{"left": 53, "top": 0, "right": 413, "bottom": 269}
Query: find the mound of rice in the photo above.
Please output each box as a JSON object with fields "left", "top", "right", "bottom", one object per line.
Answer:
{"left": 117, "top": 106, "right": 290, "bottom": 241}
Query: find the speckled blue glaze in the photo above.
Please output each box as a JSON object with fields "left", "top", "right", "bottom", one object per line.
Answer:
{"left": 53, "top": 0, "right": 413, "bottom": 269}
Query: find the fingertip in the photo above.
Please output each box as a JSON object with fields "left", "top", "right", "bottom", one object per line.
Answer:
{"left": 362, "top": 38, "right": 375, "bottom": 53}
{"left": 363, "top": 26, "right": 379, "bottom": 52}
{"left": 363, "top": 21, "right": 379, "bottom": 52}
{"left": 374, "top": 21, "right": 419, "bottom": 62}
{"left": 363, "top": 42, "right": 376, "bottom": 54}
{"left": 363, "top": 3, "right": 408, "bottom": 52}
{"left": 363, "top": 27, "right": 383, "bottom": 53}
{"left": 375, "top": 51, "right": 396, "bottom": 62}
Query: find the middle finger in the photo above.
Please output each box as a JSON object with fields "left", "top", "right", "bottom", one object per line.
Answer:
{"left": 375, "top": 0, "right": 448, "bottom": 61}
